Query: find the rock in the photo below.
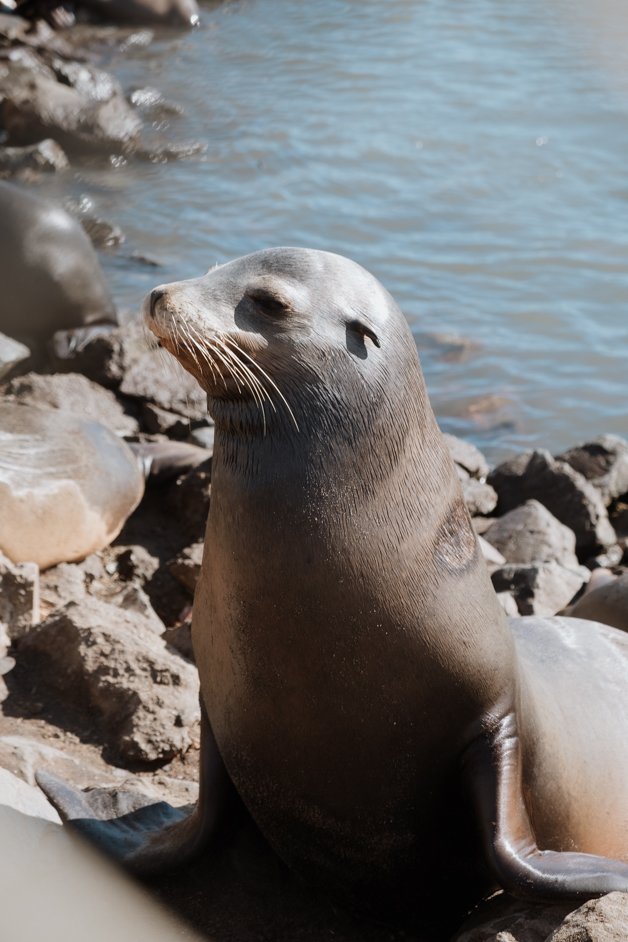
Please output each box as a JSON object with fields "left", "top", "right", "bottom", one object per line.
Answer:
{"left": 80, "top": 215, "right": 125, "bottom": 249}
{"left": 0, "top": 550, "right": 39, "bottom": 642}
{"left": 443, "top": 433, "right": 489, "bottom": 480}
{"left": 119, "top": 347, "right": 207, "bottom": 421}
{"left": 477, "top": 536, "right": 506, "bottom": 568}
{"left": 39, "top": 562, "right": 87, "bottom": 622}
{"left": 491, "top": 561, "right": 588, "bottom": 616}
{"left": 48, "top": 325, "right": 128, "bottom": 389}
{"left": 611, "top": 500, "right": 628, "bottom": 538}
{"left": 49, "top": 57, "right": 118, "bottom": 103}
{"left": 0, "top": 59, "right": 142, "bottom": 154}
{"left": 495, "top": 591, "right": 518, "bottom": 617}
{"left": 483, "top": 500, "right": 579, "bottom": 569}
{"left": 189, "top": 422, "right": 214, "bottom": 452}
{"left": 171, "top": 458, "right": 212, "bottom": 540}
{"left": 558, "top": 436, "right": 628, "bottom": 506}
{"left": 460, "top": 473, "right": 498, "bottom": 516}
{"left": 0, "top": 768, "right": 60, "bottom": 823}
{"left": 20, "top": 597, "right": 199, "bottom": 765}
{"left": 547, "top": 892, "right": 628, "bottom": 941}
{"left": 0, "top": 138, "right": 69, "bottom": 179}
{"left": 488, "top": 450, "right": 616, "bottom": 552}
{"left": 140, "top": 401, "right": 191, "bottom": 437}
{"left": 452, "top": 892, "right": 574, "bottom": 942}
{"left": 2, "top": 372, "right": 138, "bottom": 437}
{"left": 0, "top": 331, "right": 30, "bottom": 380}
{"left": 168, "top": 542, "right": 203, "bottom": 594}
{"left": 0, "top": 402, "right": 144, "bottom": 569}
{"left": 114, "top": 545, "right": 159, "bottom": 585}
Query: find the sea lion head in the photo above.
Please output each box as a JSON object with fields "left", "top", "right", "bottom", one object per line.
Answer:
{"left": 144, "top": 247, "right": 425, "bottom": 439}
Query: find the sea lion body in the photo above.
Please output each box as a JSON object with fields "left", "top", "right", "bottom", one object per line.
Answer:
{"left": 39, "top": 248, "right": 628, "bottom": 931}
{"left": 0, "top": 182, "right": 116, "bottom": 344}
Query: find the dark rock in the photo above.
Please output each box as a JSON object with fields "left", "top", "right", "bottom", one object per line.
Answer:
{"left": 114, "top": 545, "right": 159, "bottom": 586}
{"left": 119, "top": 347, "right": 207, "bottom": 421}
{"left": 443, "top": 433, "right": 489, "bottom": 479}
{"left": 453, "top": 892, "right": 574, "bottom": 941}
{"left": 0, "top": 138, "right": 69, "bottom": 179}
{"left": 483, "top": 500, "right": 579, "bottom": 569}
{"left": 49, "top": 57, "right": 118, "bottom": 103}
{"left": 0, "top": 550, "right": 39, "bottom": 642}
{"left": 491, "top": 561, "right": 588, "bottom": 616}
{"left": 48, "top": 325, "right": 128, "bottom": 389}
{"left": 39, "top": 561, "right": 85, "bottom": 622}
{"left": 547, "top": 892, "right": 628, "bottom": 941}
{"left": 488, "top": 450, "right": 616, "bottom": 552}
{"left": 168, "top": 542, "right": 203, "bottom": 594}
{"left": 170, "top": 459, "right": 211, "bottom": 540}
{"left": 140, "top": 401, "right": 191, "bottom": 437}
{"left": 0, "top": 59, "right": 141, "bottom": 154}
{"left": 558, "top": 435, "right": 628, "bottom": 506}
{"left": 20, "top": 596, "right": 199, "bottom": 766}
{"left": 0, "top": 332, "right": 30, "bottom": 380}
{"left": 611, "top": 500, "right": 628, "bottom": 538}
{"left": 80, "top": 215, "right": 125, "bottom": 249}
{"left": 2, "top": 371, "right": 138, "bottom": 437}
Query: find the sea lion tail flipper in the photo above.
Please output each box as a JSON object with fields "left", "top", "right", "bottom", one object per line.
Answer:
{"left": 36, "top": 703, "right": 233, "bottom": 875}
{"left": 463, "top": 709, "right": 628, "bottom": 900}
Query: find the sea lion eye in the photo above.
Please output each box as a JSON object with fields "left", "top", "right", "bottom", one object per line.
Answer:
{"left": 247, "top": 287, "right": 291, "bottom": 318}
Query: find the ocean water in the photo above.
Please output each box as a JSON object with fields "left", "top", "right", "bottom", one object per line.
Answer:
{"left": 44, "top": 0, "right": 628, "bottom": 462}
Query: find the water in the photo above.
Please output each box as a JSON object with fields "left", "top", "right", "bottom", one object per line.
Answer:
{"left": 42, "top": 0, "right": 628, "bottom": 462}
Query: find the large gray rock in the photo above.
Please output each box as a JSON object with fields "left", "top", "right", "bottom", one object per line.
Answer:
{"left": 488, "top": 450, "right": 616, "bottom": 552}
{"left": 547, "top": 892, "right": 628, "bottom": 941}
{"left": 558, "top": 435, "right": 628, "bottom": 507}
{"left": 120, "top": 347, "right": 207, "bottom": 422}
{"left": 2, "top": 371, "right": 138, "bottom": 437}
{"left": 443, "top": 433, "right": 489, "bottom": 480}
{"left": 0, "top": 138, "right": 69, "bottom": 180}
{"left": 20, "top": 596, "right": 199, "bottom": 766}
{"left": 0, "top": 331, "right": 30, "bottom": 380}
{"left": 491, "top": 560, "right": 588, "bottom": 616}
{"left": 48, "top": 325, "right": 131, "bottom": 389}
{"left": 0, "top": 550, "right": 39, "bottom": 642}
{"left": 458, "top": 468, "right": 498, "bottom": 516}
{"left": 0, "top": 57, "right": 142, "bottom": 154}
{"left": 483, "top": 500, "right": 579, "bottom": 569}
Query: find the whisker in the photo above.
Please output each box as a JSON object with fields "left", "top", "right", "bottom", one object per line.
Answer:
{"left": 224, "top": 336, "right": 300, "bottom": 432}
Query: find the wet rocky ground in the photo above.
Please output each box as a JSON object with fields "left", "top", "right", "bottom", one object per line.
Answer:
{"left": 2, "top": 8, "right": 628, "bottom": 942}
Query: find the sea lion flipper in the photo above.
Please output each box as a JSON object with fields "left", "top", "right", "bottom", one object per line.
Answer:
{"left": 464, "top": 710, "right": 628, "bottom": 900}
{"left": 37, "top": 702, "right": 234, "bottom": 874}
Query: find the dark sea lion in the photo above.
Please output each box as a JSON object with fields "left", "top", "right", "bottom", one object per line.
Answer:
{"left": 0, "top": 182, "right": 116, "bottom": 346}
{"left": 39, "top": 248, "right": 628, "bottom": 935}
{"left": 15, "top": 0, "right": 199, "bottom": 27}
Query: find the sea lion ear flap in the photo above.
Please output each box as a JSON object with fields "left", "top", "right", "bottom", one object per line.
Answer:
{"left": 349, "top": 319, "right": 381, "bottom": 349}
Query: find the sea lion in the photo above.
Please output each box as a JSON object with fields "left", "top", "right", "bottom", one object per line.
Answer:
{"left": 15, "top": 0, "right": 200, "bottom": 27}
{"left": 0, "top": 182, "right": 116, "bottom": 347}
{"left": 39, "top": 248, "right": 628, "bottom": 934}
{"left": 568, "top": 571, "right": 628, "bottom": 632}
{"left": 0, "top": 401, "right": 143, "bottom": 569}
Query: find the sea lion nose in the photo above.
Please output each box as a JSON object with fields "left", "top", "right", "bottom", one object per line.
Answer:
{"left": 149, "top": 288, "right": 166, "bottom": 318}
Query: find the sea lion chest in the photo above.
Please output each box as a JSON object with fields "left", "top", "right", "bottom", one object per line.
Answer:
{"left": 193, "top": 453, "right": 493, "bottom": 909}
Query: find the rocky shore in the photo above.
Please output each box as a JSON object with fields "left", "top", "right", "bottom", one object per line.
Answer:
{"left": 1, "top": 8, "right": 628, "bottom": 942}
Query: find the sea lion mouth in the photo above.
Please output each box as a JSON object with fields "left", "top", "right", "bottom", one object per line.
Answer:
{"left": 144, "top": 297, "right": 298, "bottom": 432}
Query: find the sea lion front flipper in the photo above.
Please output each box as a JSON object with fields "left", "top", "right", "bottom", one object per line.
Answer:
{"left": 37, "top": 701, "right": 234, "bottom": 875}
{"left": 463, "top": 710, "right": 628, "bottom": 900}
